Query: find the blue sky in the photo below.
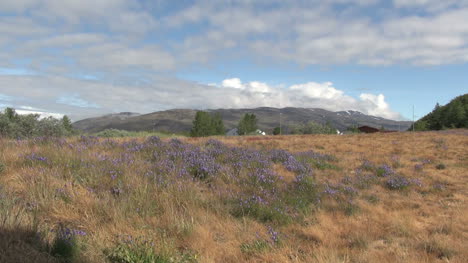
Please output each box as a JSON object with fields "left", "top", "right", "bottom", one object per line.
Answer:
{"left": 0, "top": 0, "right": 467, "bottom": 120}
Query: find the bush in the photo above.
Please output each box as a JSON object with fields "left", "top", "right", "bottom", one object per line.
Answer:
{"left": 51, "top": 225, "right": 83, "bottom": 261}
{"left": 436, "top": 163, "right": 446, "bottom": 170}
{"left": 272, "top": 127, "right": 281, "bottom": 135}
{"left": 0, "top": 108, "right": 75, "bottom": 138}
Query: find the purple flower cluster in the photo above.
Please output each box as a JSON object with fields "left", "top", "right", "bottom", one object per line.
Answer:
{"left": 323, "top": 184, "right": 340, "bottom": 196}
{"left": 376, "top": 164, "right": 394, "bottom": 177}
{"left": 386, "top": 175, "right": 410, "bottom": 190}
{"left": 267, "top": 226, "right": 280, "bottom": 244}
{"left": 24, "top": 153, "right": 48, "bottom": 162}
{"left": 360, "top": 159, "right": 375, "bottom": 171}
{"left": 53, "top": 225, "right": 87, "bottom": 244}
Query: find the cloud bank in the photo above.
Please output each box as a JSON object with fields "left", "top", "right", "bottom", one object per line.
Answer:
{"left": 0, "top": 75, "right": 401, "bottom": 120}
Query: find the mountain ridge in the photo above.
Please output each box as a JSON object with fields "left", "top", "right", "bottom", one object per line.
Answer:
{"left": 73, "top": 107, "right": 412, "bottom": 134}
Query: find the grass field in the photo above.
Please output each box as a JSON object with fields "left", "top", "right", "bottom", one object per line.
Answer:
{"left": 0, "top": 131, "right": 467, "bottom": 262}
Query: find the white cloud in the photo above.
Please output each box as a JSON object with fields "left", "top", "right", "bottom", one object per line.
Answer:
{"left": 15, "top": 109, "right": 64, "bottom": 119}
{"left": 289, "top": 82, "right": 344, "bottom": 100}
{"left": 222, "top": 78, "right": 244, "bottom": 89}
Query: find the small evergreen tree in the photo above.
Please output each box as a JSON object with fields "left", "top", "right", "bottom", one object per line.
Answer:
{"left": 238, "top": 113, "right": 258, "bottom": 135}
{"left": 62, "top": 115, "right": 73, "bottom": 133}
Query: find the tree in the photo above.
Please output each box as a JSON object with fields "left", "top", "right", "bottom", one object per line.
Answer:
{"left": 211, "top": 113, "right": 225, "bottom": 135}
{"left": 411, "top": 94, "right": 468, "bottom": 131}
{"left": 0, "top": 108, "right": 73, "bottom": 138}
{"left": 190, "top": 111, "right": 225, "bottom": 137}
{"left": 62, "top": 115, "right": 73, "bottom": 133}
{"left": 238, "top": 113, "right": 258, "bottom": 135}
{"left": 4, "top": 107, "right": 17, "bottom": 121}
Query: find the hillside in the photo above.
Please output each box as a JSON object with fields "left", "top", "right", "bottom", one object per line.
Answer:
{"left": 1, "top": 132, "right": 467, "bottom": 262}
{"left": 73, "top": 107, "right": 412, "bottom": 134}
{"left": 413, "top": 94, "right": 468, "bottom": 131}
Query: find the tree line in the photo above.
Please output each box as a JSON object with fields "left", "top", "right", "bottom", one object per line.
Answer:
{"left": 0, "top": 108, "right": 75, "bottom": 138}
{"left": 190, "top": 111, "right": 259, "bottom": 137}
{"left": 190, "top": 111, "right": 338, "bottom": 137}
{"left": 411, "top": 94, "right": 467, "bottom": 131}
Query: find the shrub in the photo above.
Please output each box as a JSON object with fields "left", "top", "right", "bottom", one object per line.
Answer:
{"left": 51, "top": 225, "right": 84, "bottom": 261}
{"left": 436, "top": 163, "right": 446, "bottom": 170}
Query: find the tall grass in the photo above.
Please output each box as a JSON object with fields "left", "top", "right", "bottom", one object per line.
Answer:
{"left": 0, "top": 131, "right": 466, "bottom": 262}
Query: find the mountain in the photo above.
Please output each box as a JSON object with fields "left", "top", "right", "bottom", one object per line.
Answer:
{"left": 73, "top": 107, "right": 412, "bottom": 134}
{"left": 412, "top": 94, "right": 468, "bottom": 131}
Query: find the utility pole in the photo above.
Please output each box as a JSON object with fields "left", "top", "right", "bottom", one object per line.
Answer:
{"left": 279, "top": 112, "right": 282, "bottom": 135}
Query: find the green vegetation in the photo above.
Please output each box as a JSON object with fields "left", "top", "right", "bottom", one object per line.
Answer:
{"left": 190, "top": 111, "right": 225, "bottom": 137}
{"left": 290, "top": 121, "right": 336, "bottom": 135}
{"left": 237, "top": 113, "right": 258, "bottom": 135}
{"left": 411, "top": 94, "right": 467, "bottom": 131}
{"left": 0, "top": 107, "right": 76, "bottom": 138}
{"left": 346, "top": 125, "right": 361, "bottom": 133}
{"left": 94, "top": 128, "right": 181, "bottom": 138}
{"left": 106, "top": 237, "right": 171, "bottom": 263}
{"left": 272, "top": 127, "right": 281, "bottom": 135}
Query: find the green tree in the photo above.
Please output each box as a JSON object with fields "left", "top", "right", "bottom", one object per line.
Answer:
{"left": 411, "top": 94, "right": 468, "bottom": 131}
{"left": 413, "top": 120, "right": 428, "bottom": 131}
{"left": 62, "top": 115, "right": 73, "bottom": 133}
{"left": 211, "top": 113, "right": 225, "bottom": 135}
{"left": 238, "top": 113, "right": 258, "bottom": 135}
{"left": 190, "top": 111, "right": 225, "bottom": 137}
{"left": 4, "top": 107, "right": 17, "bottom": 121}
{"left": 0, "top": 108, "right": 72, "bottom": 138}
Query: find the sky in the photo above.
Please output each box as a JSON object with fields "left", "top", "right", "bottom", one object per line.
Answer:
{"left": 0, "top": 0, "right": 467, "bottom": 121}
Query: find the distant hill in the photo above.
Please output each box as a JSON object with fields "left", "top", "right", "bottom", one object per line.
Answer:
{"left": 412, "top": 94, "right": 468, "bottom": 131}
{"left": 73, "top": 107, "right": 412, "bottom": 134}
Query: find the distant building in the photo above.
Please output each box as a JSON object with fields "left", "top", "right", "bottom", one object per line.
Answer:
{"left": 358, "top": 126, "right": 380, "bottom": 133}
{"left": 358, "top": 125, "right": 398, "bottom": 133}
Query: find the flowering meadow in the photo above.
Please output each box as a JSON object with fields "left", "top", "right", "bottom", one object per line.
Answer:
{"left": 0, "top": 131, "right": 467, "bottom": 262}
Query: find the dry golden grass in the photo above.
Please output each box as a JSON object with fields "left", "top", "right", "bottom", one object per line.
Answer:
{"left": 0, "top": 131, "right": 467, "bottom": 263}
